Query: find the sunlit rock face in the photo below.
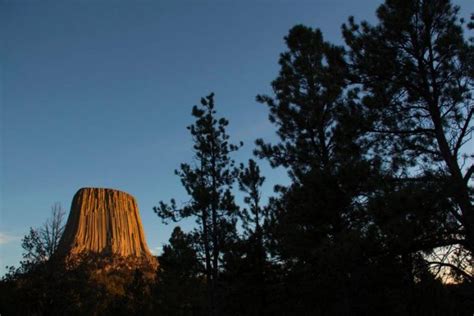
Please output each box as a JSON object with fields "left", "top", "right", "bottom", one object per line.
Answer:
{"left": 57, "top": 187, "right": 158, "bottom": 271}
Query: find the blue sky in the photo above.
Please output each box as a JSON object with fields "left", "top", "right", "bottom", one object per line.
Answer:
{"left": 1, "top": 0, "right": 473, "bottom": 275}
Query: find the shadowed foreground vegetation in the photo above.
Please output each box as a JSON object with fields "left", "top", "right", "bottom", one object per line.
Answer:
{"left": 1, "top": 0, "right": 473, "bottom": 314}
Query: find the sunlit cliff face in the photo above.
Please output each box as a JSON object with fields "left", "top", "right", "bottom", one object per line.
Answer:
{"left": 56, "top": 187, "right": 158, "bottom": 270}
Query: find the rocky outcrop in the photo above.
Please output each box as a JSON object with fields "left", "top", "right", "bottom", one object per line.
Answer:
{"left": 57, "top": 187, "right": 158, "bottom": 270}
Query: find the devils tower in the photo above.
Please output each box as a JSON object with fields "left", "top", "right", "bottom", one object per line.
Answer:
{"left": 57, "top": 187, "right": 158, "bottom": 271}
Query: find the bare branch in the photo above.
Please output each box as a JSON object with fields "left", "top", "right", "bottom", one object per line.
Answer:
{"left": 426, "top": 261, "right": 473, "bottom": 283}
{"left": 454, "top": 108, "right": 473, "bottom": 157}
{"left": 464, "top": 164, "right": 474, "bottom": 184}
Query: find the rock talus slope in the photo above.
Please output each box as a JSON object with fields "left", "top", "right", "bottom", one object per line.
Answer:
{"left": 57, "top": 187, "right": 158, "bottom": 269}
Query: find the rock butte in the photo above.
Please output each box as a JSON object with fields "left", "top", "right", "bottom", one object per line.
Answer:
{"left": 57, "top": 187, "right": 158, "bottom": 270}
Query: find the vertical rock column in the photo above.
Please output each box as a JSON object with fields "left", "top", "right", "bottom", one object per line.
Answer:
{"left": 57, "top": 187, "right": 158, "bottom": 268}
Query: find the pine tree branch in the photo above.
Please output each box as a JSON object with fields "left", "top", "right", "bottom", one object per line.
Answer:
{"left": 367, "top": 128, "right": 435, "bottom": 135}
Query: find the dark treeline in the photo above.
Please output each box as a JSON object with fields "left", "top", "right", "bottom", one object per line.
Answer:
{"left": 1, "top": 0, "right": 473, "bottom": 315}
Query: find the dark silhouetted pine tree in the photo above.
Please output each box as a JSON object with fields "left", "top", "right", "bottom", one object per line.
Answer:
{"left": 154, "top": 93, "right": 241, "bottom": 315}
{"left": 342, "top": 0, "right": 474, "bottom": 254}
{"left": 154, "top": 226, "right": 205, "bottom": 315}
